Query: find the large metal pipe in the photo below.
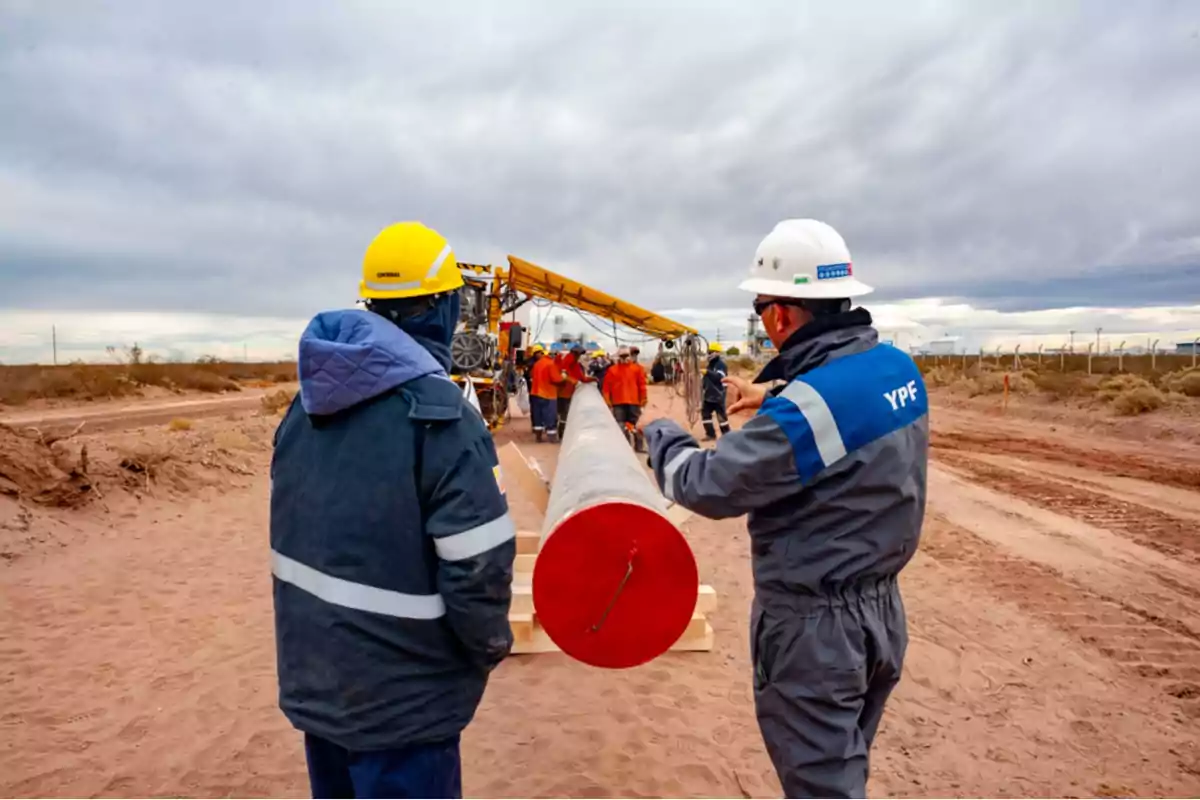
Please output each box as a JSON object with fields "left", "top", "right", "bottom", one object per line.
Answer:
{"left": 532, "top": 383, "right": 699, "bottom": 668}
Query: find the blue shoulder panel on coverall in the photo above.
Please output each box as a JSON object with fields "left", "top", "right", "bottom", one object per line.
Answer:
{"left": 759, "top": 343, "right": 927, "bottom": 483}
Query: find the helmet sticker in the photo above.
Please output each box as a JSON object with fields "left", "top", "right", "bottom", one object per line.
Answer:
{"left": 816, "top": 263, "right": 853, "bottom": 280}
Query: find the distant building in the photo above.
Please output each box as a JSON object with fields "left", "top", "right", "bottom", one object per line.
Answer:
{"left": 1176, "top": 341, "right": 1200, "bottom": 355}
{"left": 921, "top": 337, "right": 961, "bottom": 356}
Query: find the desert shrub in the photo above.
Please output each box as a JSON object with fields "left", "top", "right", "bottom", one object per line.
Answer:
{"left": 1160, "top": 368, "right": 1200, "bottom": 398}
{"left": 261, "top": 389, "right": 296, "bottom": 414}
{"left": 1031, "top": 371, "right": 1101, "bottom": 400}
{"left": 923, "top": 366, "right": 959, "bottom": 388}
{"left": 1097, "top": 374, "right": 1155, "bottom": 401}
{"left": 168, "top": 418, "right": 194, "bottom": 432}
{"left": 175, "top": 370, "right": 241, "bottom": 393}
{"left": 1111, "top": 386, "right": 1165, "bottom": 416}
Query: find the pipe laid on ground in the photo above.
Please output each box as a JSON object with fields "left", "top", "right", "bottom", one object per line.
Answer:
{"left": 532, "top": 383, "right": 699, "bottom": 668}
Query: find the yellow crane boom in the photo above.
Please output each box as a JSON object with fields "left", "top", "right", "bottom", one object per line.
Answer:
{"left": 503, "top": 256, "right": 697, "bottom": 341}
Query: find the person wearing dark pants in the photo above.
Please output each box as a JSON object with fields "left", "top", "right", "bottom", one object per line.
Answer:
{"left": 603, "top": 346, "right": 648, "bottom": 452}
{"left": 641, "top": 219, "right": 927, "bottom": 798}
{"left": 271, "top": 223, "right": 516, "bottom": 800}
{"left": 555, "top": 346, "right": 589, "bottom": 440}
{"left": 701, "top": 345, "right": 731, "bottom": 440}
{"left": 528, "top": 345, "right": 562, "bottom": 443}
{"left": 305, "top": 734, "right": 462, "bottom": 799}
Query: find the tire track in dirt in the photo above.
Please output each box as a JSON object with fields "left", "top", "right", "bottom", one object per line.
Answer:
{"left": 921, "top": 514, "right": 1200, "bottom": 707}
{"left": 933, "top": 449, "right": 1200, "bottom": 563}
{"left": 931, "top": 430, "right": 1200, "bottom": 491}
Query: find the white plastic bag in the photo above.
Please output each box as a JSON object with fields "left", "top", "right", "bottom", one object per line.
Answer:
{"left": 516, "top": 378, "right": 531, "bottom": 415}
{"left": 462, "top": 378, "right": 482, "bottom": 414}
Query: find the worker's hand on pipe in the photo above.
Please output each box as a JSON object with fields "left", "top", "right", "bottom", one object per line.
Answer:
{"left": 723, "top": 375, "right": 767, "bottom": 414}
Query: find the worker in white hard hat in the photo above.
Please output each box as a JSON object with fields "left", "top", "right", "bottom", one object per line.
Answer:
{"left": 271, "top": 222, "right": 515, "bottom": 798}
{"left": 639, "top": 219, "right": 929, "bottom": 798}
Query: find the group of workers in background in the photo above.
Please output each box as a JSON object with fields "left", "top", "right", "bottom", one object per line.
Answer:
{"left": 271, "top": 217, "right": 928, "bottom": 799}
{"left": 525, "top": 342, "right": 651, "bottom": 450}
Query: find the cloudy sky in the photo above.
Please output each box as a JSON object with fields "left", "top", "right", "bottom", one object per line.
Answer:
{"left": 2, "top": 0, "right": 1199, "bottom": 362}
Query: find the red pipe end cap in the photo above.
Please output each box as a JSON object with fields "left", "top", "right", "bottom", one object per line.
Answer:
{"left": 532, "top": 501, "right": 699, "bottom": 669}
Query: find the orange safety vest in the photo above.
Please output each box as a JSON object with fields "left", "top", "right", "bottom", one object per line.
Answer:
{"left": 558, "top": 354, "right": 584, "bottom": 399}
{"left": 603, "top": 362, "right": 647, "bottom": 406}
{"left": 530, "top": 357, "right": 563, "bottom": 400}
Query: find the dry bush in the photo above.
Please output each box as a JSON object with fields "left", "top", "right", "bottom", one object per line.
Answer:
{"left": 261, "top": 389, "right": 296, "bottom": 415}
{"left": 0, "top": 359, "right": 295, "bottom": 407}
{"left": 1097, "top": 374, "right": 1155, "bottom": 401}
{"left": 1030, "top": 371, "right": 1102, "bottom": 400}
{"left": 213, "top": 430, "right": 253, "bottom": 451}
{"left": 117, "top": 442, "right": 195, "bottom": 492}
{"left": 1160, "top": 368, "right": 1200, "bottom": 398}
{"left": 174, "top": 369, "right": 241, "bottom": 393}
{"left": 923, "top": 366, "right": 959, "bottom": 388}
{"left": 168, "top": 418, "right": 194, "bottom": 432}
{"left": 0, "top": 423, "right": 93, "bottom": 507}
{"left": 1111, "top": 386, "right": 1165, "bottom": 416}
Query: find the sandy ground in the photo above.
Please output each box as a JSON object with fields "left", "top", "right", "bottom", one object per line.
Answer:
{"left": 2, "top": 385, "right": 1200, "bottom": 797}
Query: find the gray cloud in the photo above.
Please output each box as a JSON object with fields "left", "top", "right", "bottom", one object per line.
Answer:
{"left": 2, "top": 0, "right": 1199, "bottom": 321}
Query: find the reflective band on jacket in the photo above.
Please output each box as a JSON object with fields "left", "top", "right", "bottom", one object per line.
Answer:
{"left": 663, "top": 446, "right": 699, "bottom": 503}
{"left": 362, "top": 243, "right": 455, "bottom": 293}
{"left": 433, "top": 514, "right": 516, "bottom": 561}
{"left": 778, "top": 380, "right": 847, "bottom": 467}
{"left": 271, "top": 550, "right": 447, "bottom": 620}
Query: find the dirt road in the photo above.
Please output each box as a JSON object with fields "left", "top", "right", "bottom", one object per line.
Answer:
{"left": 2, "top": 388, "right": 1198, "bottom": 797}
{"left": 0, "top": 386, "right": 295, "bottom": 437}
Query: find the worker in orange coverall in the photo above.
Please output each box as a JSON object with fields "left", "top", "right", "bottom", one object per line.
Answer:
{"left": 555, "top": 345, "right": 592, "bottom": 440}
{"left": 528, "top": 345, "right": 564, "bottom": 443}
{"left": 602, "top": 346, "right": 648, "bottom": 451}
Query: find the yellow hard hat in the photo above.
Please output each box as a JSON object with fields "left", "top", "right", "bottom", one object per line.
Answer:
{"left": 530, "top": 344, "right": 547, "bottom": 355}
{"left": 593, "top": 350, "right": 606, "bottom": 357}
{"left": 709, "top": 342, "right": 724, "bottom": 353}
{"left": 359, "top": 222, "right": 464, "bottom": 300}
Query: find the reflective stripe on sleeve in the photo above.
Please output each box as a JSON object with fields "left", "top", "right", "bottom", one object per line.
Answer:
{"left": 778, "top": 380, "right": 847, "bottom": 467}
{"left": 433, "top": 514, "right": 516, "bottom": 561}
{"left": 663, "top": 446, "right": 700, "bottom": 503}
{"left": 271, "top": 550, "right": 446, "bottom": 620}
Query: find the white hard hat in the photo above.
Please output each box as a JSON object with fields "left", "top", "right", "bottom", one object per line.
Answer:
{"left": 739, "top": 219, "right": 873, "bottom": 299}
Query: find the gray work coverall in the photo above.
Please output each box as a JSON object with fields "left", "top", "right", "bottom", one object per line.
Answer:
{"left": 645, "top": 312, "right": 929, "bottom": 798}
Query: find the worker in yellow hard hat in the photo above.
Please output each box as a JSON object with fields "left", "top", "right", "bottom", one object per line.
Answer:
{"left": 700, "top": 342, "right": 732, "bottom": 439}
{"left": 588, "top": 349, "right": 612, "bottom": 391}
{"left": 272, "top": 221, "right": 515, "bottom": 799}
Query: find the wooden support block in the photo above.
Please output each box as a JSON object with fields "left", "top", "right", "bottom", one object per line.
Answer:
{"left": 510, "top": 582, "right": 712, "bottom": 618}
{"left": 514, "top": 553, "right": 537, "bottom": 574}
{"left": 664, "top": 502, "right": 695, "bottom": 529}
{"left": 510, "top": 614, "right": 715, "bottom": 656}
{"left": 497, "top": 442, "right": 549, "bottom": 515}
{"left": 695, "top": 584, "right": 718, "bottom": 615}
{"left": 670, "top": 620, "right": 714, "bottom": 652}
{"left": 511, "top": 581, "right": 533, "bottom": 615}
{"left": 509, "top": 621, "right": 563, "bottom": 655}
{"left": 516, "top": 530, "right": 541, "bottom": 556}
{"left": 509, "top": 613, "right": 535, "bottom": 645}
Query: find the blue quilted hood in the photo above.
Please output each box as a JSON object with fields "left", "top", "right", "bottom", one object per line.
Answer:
{"left": 297, "top": 309, "right": 446, "bottom": 416}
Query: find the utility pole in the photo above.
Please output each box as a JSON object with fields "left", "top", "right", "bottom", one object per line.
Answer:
{"left": 1095, "top": 327, "right": 1102, "bottom": 353}
{"left": 52, "top": 325, "right": 58, "bottom": 366}
{"left": 1069, "top": 330, "right": 1075, "bottom": 353}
